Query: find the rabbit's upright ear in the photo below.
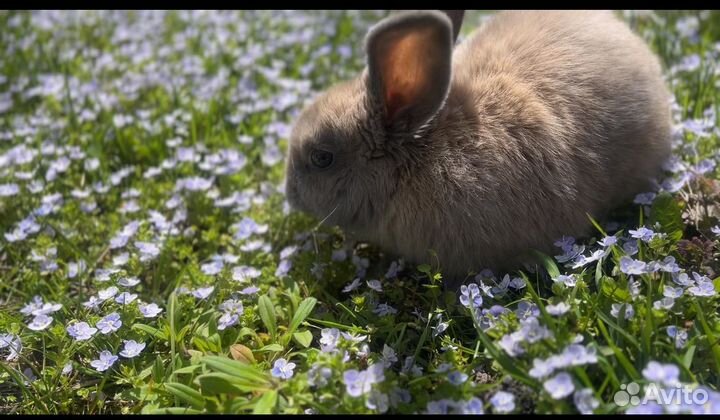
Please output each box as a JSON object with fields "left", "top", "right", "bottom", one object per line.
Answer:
{"left": 440, "top": 10, "right": 465, "bottom": 44}
{"left": 365, "top": 11, "right": 453, "bottom": 135}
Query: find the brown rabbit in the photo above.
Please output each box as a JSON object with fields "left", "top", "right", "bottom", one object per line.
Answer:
{"left": 284, "top": 10, "right": 672, "bottom": 288}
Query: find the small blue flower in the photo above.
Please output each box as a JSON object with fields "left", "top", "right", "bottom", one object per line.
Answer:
{"left": 447, "top": 371, "right": 468, "bottom": 386}
{"left": 619, "top": 256, "right": 648, "bottom": 275}
{"left": 546, "top": 301, "right": 570, "bottom": 316}
{"left": 642, "top": 361, "right": 680, "bottom": 386}
{"left": 271, "top": 358, "right": 295, "bottom": 380}
{"left": 27, "top": 314, "right": 53, "bottom": 331}
{"left": 115, "top": 292, "right": 138, "bottom": 305}
{"left": 574, "top": 388, "right": 599, "bottom": 414}
{"left": 666, "top": 326, "right": 688, "bottom": 349}
{"left": 490, "top": 390, "right": 515, "bottom": 413}
{"left": 610, "top": 303, "right": 635, "bottom": 320}
{"left": 119, "top": 340, "right": 146, "bottom": 358}
{"left": 460, "top": 397, "right": 484, "bottom": 414}
{"left": 191, "top": 286, "right": 214, "bottom": 299}
{"left": 139, "top": 302, "right": 163, "bottom": 318}
{"left": 553, "top": 274, "right": 577, "bottom": 287}
{"left": 90, "top": 350, "right": 118, "bottom": 372}
{"left": 366, "top": 279, "right": 383, "bottom": 292}
{"left": 653, "top": 296, "right": 675, "bottom": 311}
{"left": 67, "top": 322, "right": 97, "bottom": 341}
{"left": 96, "top": 312, "right": 122, "bottom": 334}
{"left": 543, "top": 372, "right": 575, "bottom": 399}
{"left": 598, "top": 235, "right": 618, "bottom": 247}
{"left": 529, "top": 357, "right": 556, "bottom": 379}
{"left": 459, "top": 283, "right": 482, "bottom": 308}
{"left": 629, "top": 227, "right": 655, "bottom": 242}
{"left": 217, "top": 313, "right": 239, "bottom": 330}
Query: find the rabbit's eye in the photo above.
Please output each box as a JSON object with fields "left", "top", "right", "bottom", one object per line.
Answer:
{"left": 310, "top": 149, "right": 334, "bottom": 169}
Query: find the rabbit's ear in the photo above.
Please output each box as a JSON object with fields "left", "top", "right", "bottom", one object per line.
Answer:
{"left": 440, "top": 10, "right": 464, "bottom": 44}
{"left": 366, "top": 11, "right": 453, "bottom": 134}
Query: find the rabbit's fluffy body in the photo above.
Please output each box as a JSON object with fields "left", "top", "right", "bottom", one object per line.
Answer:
{"left": 285, "top": 10, "right": 672, "bottom": 284}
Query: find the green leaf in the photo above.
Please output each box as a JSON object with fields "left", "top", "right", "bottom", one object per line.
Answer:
{"left": 195, "top": 372, "right": 269, "bottom": 394}
{"left": 599, "top": 277, "right": 630, "bottom": 302}
{"left": 258, "top": 295, "right": 277, "bottom": 340}
{"left": 471, "top": 322, "right": 537, "bottom": 388}
{"left": 145, "top": 407, "right": 204, "bottom": 414}
{"left": 692, "top": 302, "right": 720, "bottom": 373}
{"left": 595, "top": 310, "right": 641, "bottom": 351}
{"left": 200, "top": 355, "right": 269, "bottom": 384}
{"left": 163, "top": 382, "right": 205, "bottom": 409}
{"left": 417, "top": 264, "right": 431, "bottom": 275}
{"left": 649, "top": 192, "right": 683, "bottom": 241}
{"left": 292, "top": 330, "right": 313, "bottom": 348}
{"left": 526, "top": 249, "right": 560, "bottom": 279}
{"left": 132, "top": 323, "right": 167, "bottom": 340}
{"left": 172, "top": 364, "right": 202, "bottom": 375}
{"left": 682, "top": 345, "right": 697, "bottom": 370}
{"left": 596, "top": 318, "right": 640, "bottom": 380}
{"left": 252, "top": 390, "right": 277, "bottom": 414}
{"left": 256, "top": 343, "right": 284, "bottom": 353}
{"left": 288, "top": 297, "right": 317, "bottom": 337}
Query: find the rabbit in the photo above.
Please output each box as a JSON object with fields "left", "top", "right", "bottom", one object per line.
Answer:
{"left": 284, "top": 10, "right": 672, "bottom": 289}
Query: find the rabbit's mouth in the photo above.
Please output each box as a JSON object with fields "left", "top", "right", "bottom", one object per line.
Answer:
{"left": 284, "top": 181, "right": 306, "bottom": 213}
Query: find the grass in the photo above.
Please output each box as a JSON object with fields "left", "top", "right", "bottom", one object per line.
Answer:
{"left": 0, "top": 10, "right": 719, "bottom": 414}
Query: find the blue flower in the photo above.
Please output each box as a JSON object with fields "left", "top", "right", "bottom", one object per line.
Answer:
{"left": 96, "top": 312, "right": 122, "bottom": 334}
{"left": 447, "top": 371, "right": 468, "bottom": 386}
{"left": 201, "top": 259, "right": 224, "bottom": 275}
{"left": 366, "top": 390, "right": 389, "bottom": 413}
{"left": 119, "top": 340, "right": 146, "bottom": 358}
{"left": 459, "top": 397, "right": 484, "bottom": 414}
{"left": 191, "top": 286, "right": 214, "bottom": 299}
{"left": 711, "top": 225, "right": 720, "bottom": 236}
{"left": 307, "top": 364, "right": 332, "bottom": 388}
{"left": 275, "top": 259, "right": 292, "bottom": 277}
{"left": 529, "top": 357, "right": 556, "bottom": 379}
{"left": 666, "top": 326, "right": 688, "bottom": 349}
{"left": 232, "top": 265, "right": 262, "bottom": 282}
{"left": 459, "top": 283, "right": 482, "bottom": 308}
{"left": 543, "top": 372, "right": 575, "bottom": 399}
{"left": 67, "top": 322, "right": 97, "bottom": 341}
{"left": 610, "top": 303, "right": 635, "bottom": 320}
{"left": 573, "top": 388, "right": 599, "bottom": 414}
{"left": 619, "top": 257, "right": 647, "bottom": 275}
{"left": 115, "top": 292, "right": 138, "bottom": 305}
{"left": 98, "top": 286, "right": 119, "bottom": 302}
{"left": 490, "top": 390, "right": 515, "bottom": 413}
{"left": 90, "top": 350, "right": 118, "bottom": 372}
{"left": 271, "top": 358, "right": 295, "bottom": 380}
{"left": 553, "top": 274, "right": 577, "bottom": 287}
{"left": 633, "top": 192, "right": 656, "bottom": 205}
{"left": 653, "top": 296, "right": 675, "bottom": 311}
{"left": 139, "top": 302, "right": 163, "bottom": 318}
{"left": 629, "top": 227, "right": 655, "bottom": 242}
{"left": 546, "top": 301, "right": 570, "bottom": 316}
{"left": 366, "top": 279, "right": 383, "bottom": 292}
{"left": 642, "top": 361, "right": 680, "bottom": 386}
{"left": 343, "top": 364, "right": 384, "bottom": 397}
{"left": 598, "top": 235, "right": 619, "bottom": 247}
{"left": 27, "top": 314, "right": 53, "bottom": 331}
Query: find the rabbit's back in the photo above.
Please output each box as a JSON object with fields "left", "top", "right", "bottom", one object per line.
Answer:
{"left": 452, "top": 11, "right": 671, "bottom": 208}
{"left": 380, "top": 11, "right": 671, "bottom": 281}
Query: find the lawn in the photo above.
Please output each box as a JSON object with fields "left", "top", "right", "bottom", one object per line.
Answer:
{"left": 0, "top": 10, "right": 719, "bottom": 414}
